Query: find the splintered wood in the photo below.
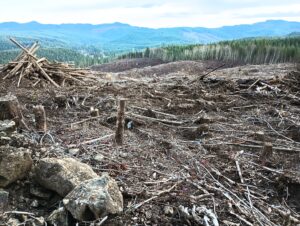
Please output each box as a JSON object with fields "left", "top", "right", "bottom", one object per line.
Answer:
{"left": 0, "top": 38, "right": 92, "bottom": 88}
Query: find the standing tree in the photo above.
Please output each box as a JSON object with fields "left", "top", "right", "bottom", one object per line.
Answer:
{"left": 144, "top": 47, "right": 150, "bottom": 58}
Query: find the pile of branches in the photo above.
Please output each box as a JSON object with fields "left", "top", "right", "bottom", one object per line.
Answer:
{"left": 0, "top": 38, "right": 92, "bottom": 88}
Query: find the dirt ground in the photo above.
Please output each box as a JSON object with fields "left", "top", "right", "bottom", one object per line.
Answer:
{"left": 90, "top": 58, "right": 166, "bottom": 73}
{"left": 0, "top": 59, "right": 300, "bottom": 225}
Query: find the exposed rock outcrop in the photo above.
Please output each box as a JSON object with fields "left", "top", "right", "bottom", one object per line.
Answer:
{"left": 34, "top": 158, "right": 98, "bottom": 196}
{"left": 63, "top": 174, "right": 123, "bottom": 221}
{"left": 47, "top": 207, "right": 70, "bottom": 226}
{"left": 0, "top": 146, "right": 32, "bottom": 187}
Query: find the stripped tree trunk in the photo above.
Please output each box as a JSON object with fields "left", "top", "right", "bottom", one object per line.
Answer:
{"left": 260, "top": 142, "right": 273, "bottom": 165}
{"left": 33, "top": 105, "right": 47, "bottom": 133}
{"left": 115, "top": 99, "right": 126, "bottom": 145}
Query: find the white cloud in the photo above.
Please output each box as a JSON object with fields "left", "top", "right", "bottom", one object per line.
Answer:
{"left": 0, "top": 0, "right": 299, "bottom": 27}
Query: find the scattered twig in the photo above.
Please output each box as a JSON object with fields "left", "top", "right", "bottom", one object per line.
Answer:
{"left": 199, "top": 64, "right": 226, "bottom": 80}
{"left": 133, "top": 182, "right": 180, "bottom": 210}
{"left": 128, "top": 112, "right": 184, "bottom": 126}
{"left": 80, "top": 133, "right": 114, "bottom": 145}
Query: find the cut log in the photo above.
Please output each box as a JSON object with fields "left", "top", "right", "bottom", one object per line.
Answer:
{"left": 33, "top": 61, "right": 60, "bottom": 88}
{"left": 9, "top": 38, "right": 38, "bottom": 60}
{"left": 33, "top": 105, "right": 47, "bottom": 133}
{"left": 0, "top": 95, "right": 28, "bottom": 129}
{"left": 115, "top": 99, "right": 126, "bottom": 145}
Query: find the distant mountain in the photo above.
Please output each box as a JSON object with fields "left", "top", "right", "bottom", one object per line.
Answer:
{"left": 0, "top": 20, "right": 300, "bottom": 52}
{"left": 288, "top": 32, "right": 300, "bottom": 37}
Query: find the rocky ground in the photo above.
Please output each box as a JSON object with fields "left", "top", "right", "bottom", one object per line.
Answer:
{"left": 0, "top": 60, "right": 300, "bottom": 226}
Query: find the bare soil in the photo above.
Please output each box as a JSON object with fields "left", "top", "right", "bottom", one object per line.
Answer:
{"left": 0, "top": 60, "right": 300, "bottom": 225}
{"left": 90, "top": 58, "right": 166, "bottom": 73}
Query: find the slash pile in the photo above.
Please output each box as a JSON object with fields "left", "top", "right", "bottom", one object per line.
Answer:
{"left": 0, "top": 38, "right": 92, "bottom": 88}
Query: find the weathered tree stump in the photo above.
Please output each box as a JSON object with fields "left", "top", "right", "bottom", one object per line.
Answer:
{"left": 90, "top": 107, "right": 99, "bottom": 117}
{"left": 54, "top": 94, "right": 67, "bottom": 108}
{"left": 181, "top": 124, "right": 209, "bottom": 140}
{"left": 260, "top": 142, "right": 273, "bottom": 165}
{"left": 0, "top": 95, "right": 28, "bottom": 129}
{"left": 33, "top": 105, "right": 47, "bottom": 133}
{"left": 115, "top": 99, "right": 126, "bottom": 145}
{"left": 254, "top": 131, "right": 265, "bottom": 142}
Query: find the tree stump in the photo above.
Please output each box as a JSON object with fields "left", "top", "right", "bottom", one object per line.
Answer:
{"left": 115, "top": 99, "right": 126, "bottom": 145}
{"left": 33, "top": 105, "right": 47, "bottom": 133}
{"left": 0, "top": 95, "right": 28, "bottom": 129}
{"left": 54, "top": 95, "right": 67, "bottom": 108}
{"left": 260, "top": 142, "right": 273, "bottom": 165}
{"left": 90, "top": 107, "right": 99, "bottom": 117}
{"left": 254, "top": 131, "right": 265, "bottom": 142}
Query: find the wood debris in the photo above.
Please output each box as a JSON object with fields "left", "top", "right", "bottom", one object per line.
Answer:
{"left": 0, "top": 38, "right": 93, "bottom": 88}
{"left": 0, "top": 60, "right": 300, "bottom": 225}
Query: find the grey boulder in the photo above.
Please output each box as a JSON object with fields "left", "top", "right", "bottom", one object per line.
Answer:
{"left": 63, "top": 174, "right": 123, "bottom": 221}
{"left": 0, "top": 146, "right": 32, "bottom": 187}
{"left": 0, "top": 189, "right": 9, "bottom": 212}
{"left": 47, "top": 207, "right": 70, "bottom": 226}
{"left": 34, "top": 158, "right": 98, "bottom": 197}
{"left": 0, "top": 120, "right": 16, "bottom": 134}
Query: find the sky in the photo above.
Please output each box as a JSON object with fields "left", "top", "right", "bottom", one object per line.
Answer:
{"left": 0, "top": 0, "right": 300, "bottom": 28}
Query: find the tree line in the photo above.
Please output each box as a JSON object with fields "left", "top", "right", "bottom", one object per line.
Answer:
{"left": 1, "top": 37, "right": 299, "bottom": 67}
{"left": 0, "top": 48, "right": 114, "bottom": 67}
{"left": 120, "top": 37, "right": 300, "bottom": 64}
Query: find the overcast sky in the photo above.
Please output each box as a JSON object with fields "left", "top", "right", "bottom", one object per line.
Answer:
{"left": 1, "top": 0, "right": 300, "bottom": 28}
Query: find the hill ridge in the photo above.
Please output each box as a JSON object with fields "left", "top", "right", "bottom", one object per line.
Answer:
{"left": 0, "top": 20, "right": 300, "bottom": 51}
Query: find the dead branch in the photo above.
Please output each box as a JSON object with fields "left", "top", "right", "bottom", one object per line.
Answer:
{"left": 128, "top": 112, "right": 184, "bottom": 126}
{"left": 133, "top": 182, "right": 180, "bottom": 210}
{"left": 199, "top": 64, "right": 226, "bottom": 80}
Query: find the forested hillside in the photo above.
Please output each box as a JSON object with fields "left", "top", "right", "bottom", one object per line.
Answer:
{"left": 0, "top": 20, "right": 300, "bottom": 51}
{"left": 0, "top": 37, "right": 114, "bottom": 66}
{"left": 1, "top": 33, "right": 299, "bottom": 67}
{"left": 121, "top": 37, "right": 300, "bottom": 64}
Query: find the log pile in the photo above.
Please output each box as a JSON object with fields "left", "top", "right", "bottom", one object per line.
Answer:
{"left": 0, "top": 38, "right": 92, "bottom": 88}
